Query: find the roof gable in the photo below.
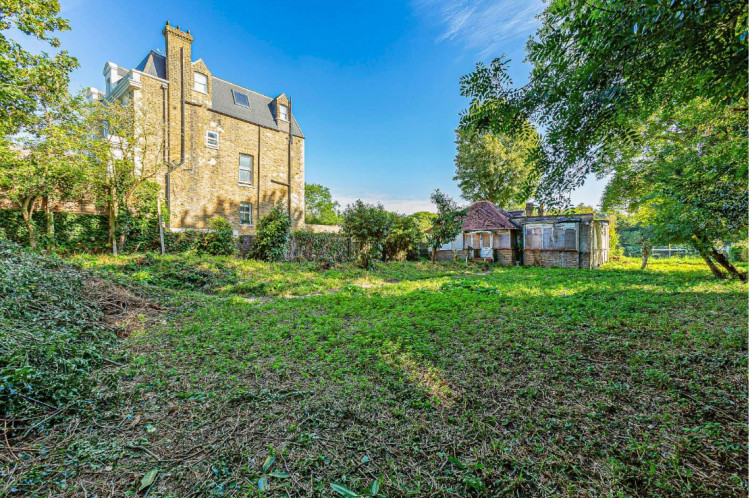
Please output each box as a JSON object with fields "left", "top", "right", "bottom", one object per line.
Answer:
{"left": 463, "top": 201, "right": 520, "bottom": 231}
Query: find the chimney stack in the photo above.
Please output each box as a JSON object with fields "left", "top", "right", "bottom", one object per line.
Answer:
{"left": 525, "top": 202, "right": 534, "bottom": 217}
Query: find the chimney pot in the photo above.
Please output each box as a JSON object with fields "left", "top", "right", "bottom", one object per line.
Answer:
{"left": 538, "top": 204, "right": 545, "bottom": 216}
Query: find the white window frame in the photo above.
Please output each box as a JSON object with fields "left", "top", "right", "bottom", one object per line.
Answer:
{"left": 278, "top": 104, "right": 289, "bottom": 121}
{"left": 206, "top": 131, "right": 219, "bottom": 149}
{"left": 194, "top": 73, "right": 208, "bottom": 93}
{"left": 239, "top": 153, "right": 253, "bottom": 185}
{"left": 239, "top": 202, "right": 253, "bottom": 226}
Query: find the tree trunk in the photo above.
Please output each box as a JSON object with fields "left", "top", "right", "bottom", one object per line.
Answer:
{"left": 21, "top": 196, "right": 38, "bottom": 249}
{"left": 109, "top": 185, "right": 118, "bottom": 256}
{"left": 431, "top": 245, "right": 437, "bottom": 263}
{"left": 711, "top": 248, "right": 747, "bottom": 282}
{"left": 44, "top": 196, "right": 54, "bottom": 250}
{"left": 640, "top": 240, "right": 652, "bottom": 270}
{"left": 694, "top": 244, "right": 725, "bottom": 279}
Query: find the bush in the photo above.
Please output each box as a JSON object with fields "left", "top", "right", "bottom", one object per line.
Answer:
{"left": 198, "top": 217, "right": 236, "bottom": 256}
{"left": 165, "top": 229, "right": 204, "bottom": 253}
{"left": 383, "top": 213, "right": 422, "bottom": 262}
{"left": 252, "top": 203, "right": 292, "bottom": 261}
{"left": 729, "top": 240, "right": 748, "bottom": 262}
{"left": 0, "top": 208, "right": 109, "bottom": 253}
{"left": 0, "top": 239, "right": 123, "bottom": 425}
{"left": 288, "top": 230, "right": 352, "bottom": 263}
{"left": 341, "top": 200, "right": 392, "bottom": 269}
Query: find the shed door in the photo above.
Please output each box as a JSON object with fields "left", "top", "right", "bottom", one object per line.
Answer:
{"left": 480, "top": 233, "right": 492, "bottom": 258}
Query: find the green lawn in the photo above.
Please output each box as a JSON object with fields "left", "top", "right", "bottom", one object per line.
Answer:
{"left": 8, "top": 256, "right": 748, "bottom": 496}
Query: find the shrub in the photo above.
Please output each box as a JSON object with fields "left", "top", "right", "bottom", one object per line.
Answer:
{"left": 0, "top": 239, "right": 123, "bottom": 425}
{"left": 197, "top": 217, "right": 236, "bottom": 256}
{"left": 341, "top": 200, "right": 392, "bottom": 269}
{"left": 729, "top": 240, "right": 748, "bottom": 262}
{"left": 252, "top": 203, "right": 292, "bottom": 261}
{"left": 165, "top": 229, "right": 204, "bottom": 253}
{"left": 383, "top": 213, "right": 422, "bottom": 262}
{"left": 288, "top": 229, "right": 352, "bottom": 263}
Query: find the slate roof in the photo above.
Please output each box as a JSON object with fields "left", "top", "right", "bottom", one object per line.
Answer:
{"left": 463, "top": 201, "right": 520, "bottom": 231}
{"left": 135, "top": 51, "right": 166, "bottom": 79}
{"left": 133, "top": 52, "right": 303, "bottom": 138}
{"left": 211, "top": 77, "right": 303, "bottom": 138}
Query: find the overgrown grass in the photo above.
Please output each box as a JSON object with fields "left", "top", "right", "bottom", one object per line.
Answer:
{"left": 3, "top": 254, "right": 747, "bottom": 496}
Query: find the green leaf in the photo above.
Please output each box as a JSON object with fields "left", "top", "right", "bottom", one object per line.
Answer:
{"left": 269, "top": 470, "right": 290, "bottom": 478}
{"left": 258, "top": 477, "right": 268, "bottom": 491}
{"left": 138, "top": 468, "right": 159, "bottom": 492}
{"left": 330, "top": 483, "right": 358, "bottom": 497}
{"left": 262, "top": 455, "right": 275, "bottom": 473}
{"left": 369, "top": 479, "right": 380, "bottom": 496}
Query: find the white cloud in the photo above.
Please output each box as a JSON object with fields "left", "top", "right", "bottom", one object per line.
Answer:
{"left": 413, "top": 0, "right": 543, "bottom": 57}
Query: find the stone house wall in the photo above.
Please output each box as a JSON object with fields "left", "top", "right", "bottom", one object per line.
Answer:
{"left": 128, "top": 23, "right": 304, "bottom": 235}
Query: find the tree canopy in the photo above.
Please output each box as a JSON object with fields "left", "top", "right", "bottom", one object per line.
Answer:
{"left": 453, "top": 126, "right": 541, "bottom": 209}
{"left": 305, "top": 183, "right": 341, "bottom": 225}
{"left": 459, "top": 0, "right": 748, "bottom": 204}
{"left": 0, "top": 0, "right": 78, "bottom": 135}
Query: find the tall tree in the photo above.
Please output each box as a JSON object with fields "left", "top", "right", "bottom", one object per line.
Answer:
{"left": 305, "top": 183, "right": 340, "bottom": 225}
{"left": 602, "top": 99, "right": 748, "bottom": 279}
{"left": 459, "top": 0, "right": 748, "bottom": 204}
{"left": 427, "top": 190, "right": 465, "bottom": 263}
{"left": 453, "top": 126, "right": 542, "bottom": 209}
{"left": 0, "top": 95, "right": 88, "bottom": 248}
{"left": 83, "top": 97, "right": 166, "bottom": 255}
{"left": 0, "top": 0, "right": 78, "bottom": 136}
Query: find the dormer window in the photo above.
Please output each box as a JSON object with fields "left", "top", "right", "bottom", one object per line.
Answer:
{"left": 233, "top": 90, "right": 250, "bottom": 108}
{"left": 278, "top": 104, "right": 289, "bottom": 121}
{"left": 194, "top": 73, "right": 208, "bottom": 93}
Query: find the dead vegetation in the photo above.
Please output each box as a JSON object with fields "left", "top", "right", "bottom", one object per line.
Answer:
{"left": 83, "top": 277, "right": 163, "bottom": 336}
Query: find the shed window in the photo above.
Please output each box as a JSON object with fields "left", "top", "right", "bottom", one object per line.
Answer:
{"left": 194, "top": 73, "right": 208, "bottom": 93}
{"left": 239, "top": 202, "right": 252, "bottom": 225}
{"left": 495, "top": 231, "right": 511, "bottom": 249}
{"left": 206, "top": 131, "right": 219, "bottom": 149}
{"left": 233, "top": 90, "right": 250, "bottom": 107}
{"left": 239, "top": 154, "right": 253, "bottom": 184}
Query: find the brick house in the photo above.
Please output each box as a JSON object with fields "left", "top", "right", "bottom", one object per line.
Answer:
{"left": 88, "top": 22, "right": 304, "bottom": 234}
{"left": 432, "top": 201, "right": 610, "bottom": 268}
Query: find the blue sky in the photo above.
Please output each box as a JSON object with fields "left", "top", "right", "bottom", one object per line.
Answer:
{"left": 57, "top": 0, "right": 605, "bottom": 213}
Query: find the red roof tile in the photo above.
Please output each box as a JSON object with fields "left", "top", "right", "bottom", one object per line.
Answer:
{"left": 462, "top": 201, "right": 520, "bottom": 231}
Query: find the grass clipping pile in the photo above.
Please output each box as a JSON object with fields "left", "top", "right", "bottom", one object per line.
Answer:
{"left": 0, "top": 239, "right": 159, "bottom": 489}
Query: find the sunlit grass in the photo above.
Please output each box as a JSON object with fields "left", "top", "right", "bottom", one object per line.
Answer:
{"left": 20, "top": 253, "right": 748, "bottom": 496}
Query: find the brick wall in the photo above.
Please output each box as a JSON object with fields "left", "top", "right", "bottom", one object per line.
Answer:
{"left": 523, "top": 250, "right": 581, "bottom": 268}
{"left": 135, "top": 23, "right": 304, "bottom": 235}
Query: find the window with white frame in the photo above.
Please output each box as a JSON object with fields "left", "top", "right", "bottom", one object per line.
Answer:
{"left": 239, "top": 202, "right": 252, "bottom": 225}
{"left": 239, "top": 154, "right": 253, "bottom": 184}
{"left": 278, "top": 104, "right": 289, "bottom": 121}
{"left": 206, "top": 131, "right": 219, "bottom": 149}
{"left": 194, "top": 73, "right": 208, "bottom": 93}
